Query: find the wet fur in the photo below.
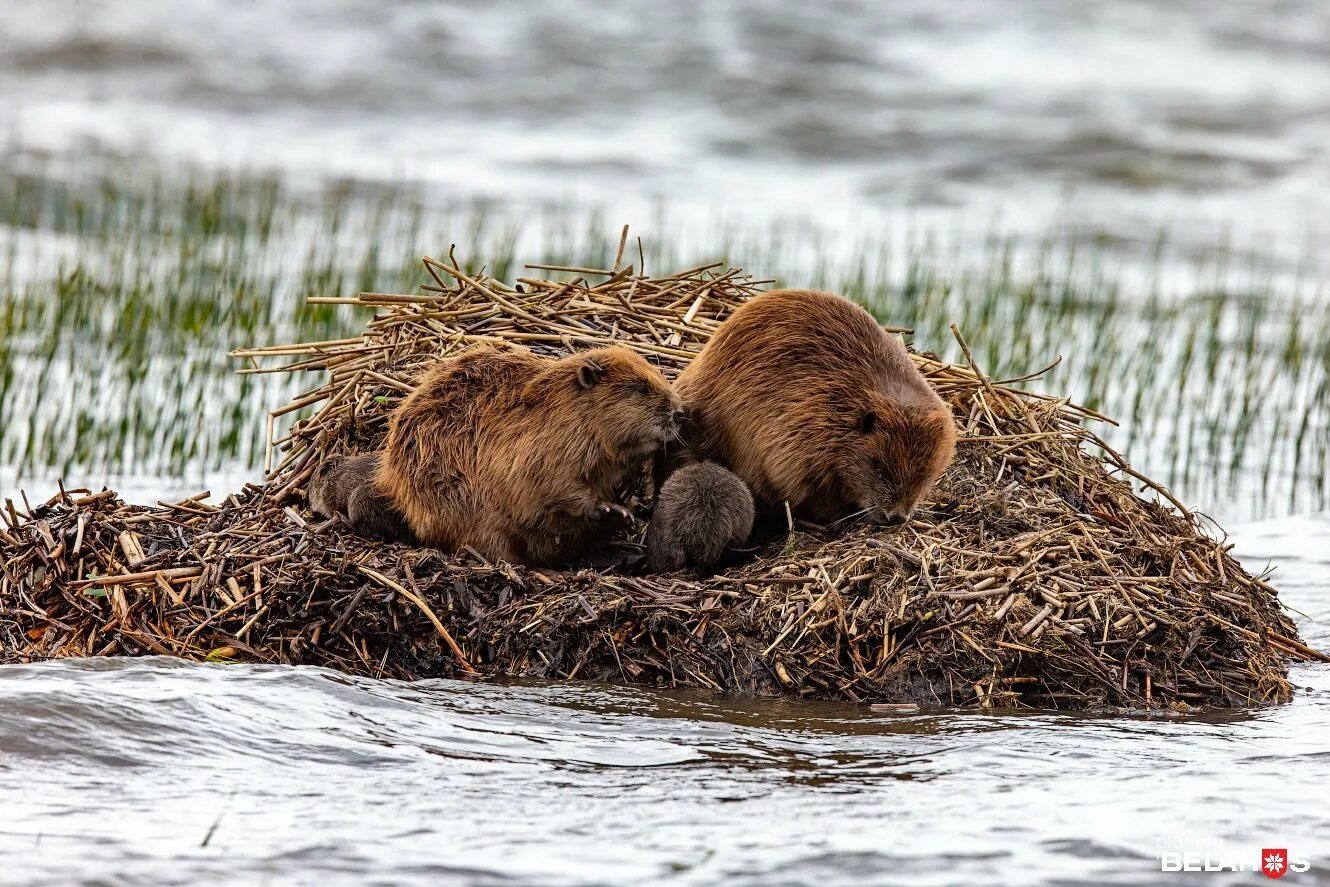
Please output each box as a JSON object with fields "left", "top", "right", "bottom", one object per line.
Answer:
{"left": 646, "top": 461, "right": 754, "bottom": 572}
{"left": 375, "top": 345, "right": 683, "bottom": 566}
{"left": 308, "top": 453, "right": 413, "bottom": 541}
{"left": 674, "top": 289, "right": 956, "bottom": 525}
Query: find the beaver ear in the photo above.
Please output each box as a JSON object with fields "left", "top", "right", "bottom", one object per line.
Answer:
{"left": 576, "top": 359, "right": 606, "bottom": 389}
{"left": 858, "top": 410, "right": 878, "bottom": 434}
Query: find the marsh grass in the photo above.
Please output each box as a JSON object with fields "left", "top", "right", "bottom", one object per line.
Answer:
{"left": 2, "top": 156, "right": 1327, "bottom": 520}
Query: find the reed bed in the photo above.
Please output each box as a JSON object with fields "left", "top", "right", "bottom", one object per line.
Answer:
{"left": 2, "top": 239, "right": 1324, "bottom": 709}
{"left": 7, "top": 161, "right": 1330, "bottom": 518}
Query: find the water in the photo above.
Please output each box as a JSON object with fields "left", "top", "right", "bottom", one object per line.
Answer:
{"left": 4, "top": 2, "right": 1330, "bottom": 884}
{"left": 3, "top": 0, "right": 1330, "bottom": 259}
{"left": 0, "top": 514, "right": 1326, "bottom": 887}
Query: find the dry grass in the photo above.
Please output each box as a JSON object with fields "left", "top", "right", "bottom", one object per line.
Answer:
{"left": 3, "top": 233, "right": 1324, "bottom": 709}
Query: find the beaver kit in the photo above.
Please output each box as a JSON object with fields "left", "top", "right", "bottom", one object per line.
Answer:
{"left": 2, "top": 241, "right": 1325, "bottom": 709}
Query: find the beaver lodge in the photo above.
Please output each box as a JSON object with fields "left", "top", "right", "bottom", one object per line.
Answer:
{"left": 2, "top": 234, "right": 1326, "bottom": 710}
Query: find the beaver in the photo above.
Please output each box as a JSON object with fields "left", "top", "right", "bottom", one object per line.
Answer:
{"left": 308, "top": 452, "right": 413, "bottom": 542}
{"left": 374, "top": 345, "right": 685, "bottom": 566}
{"left": 646, "top": 461, "right": 754, "bottom": 573}
{"left": 673, "top": 288, "right": 956, "bottom": 526}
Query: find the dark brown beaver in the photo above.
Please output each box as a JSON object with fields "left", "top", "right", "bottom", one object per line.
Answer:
{"left": 308, "top": 452, "right": 413, "bottom": 542}
{"left": 673, "top": 288, "right": 956, "bottom": 526}
{"left": 375, "top": 345, "right": 685, "bottom": 566}
{"left": 646, "top": 461, "right": 754, "bottom": 573}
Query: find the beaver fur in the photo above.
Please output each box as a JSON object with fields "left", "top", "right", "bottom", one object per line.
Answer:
{"left": 673, "top": 288, "right": 956, "bottom": 525}
{"left": 646, "top": 461, "right": 754, "bottom": 573}
{"left": 374, "top": 345, "right": 685, "bottom": 566}
{"left": 308, "top": 452, "right": 413, "bottom": 542}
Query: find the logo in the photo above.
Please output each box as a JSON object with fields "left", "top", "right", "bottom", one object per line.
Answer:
{"left": 1156, "top": 836, "right": 1310, "bottom": 876}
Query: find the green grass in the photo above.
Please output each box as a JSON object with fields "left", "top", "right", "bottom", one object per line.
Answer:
{"left": 2, "top": 155, "right": 1328, "bottom": 521}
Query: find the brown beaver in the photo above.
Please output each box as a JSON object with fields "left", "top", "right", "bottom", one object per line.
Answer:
{"left": 308, "top": 452, "right": 413, "bottom": 542}
{"left": 673, "top": 288, "right": 956, "bottom": 526}
{"left": 646, "top": 461, "right": 754, "bottom": 573}
{"left": 373, "top": 345, "right": 685, "bottom": 566}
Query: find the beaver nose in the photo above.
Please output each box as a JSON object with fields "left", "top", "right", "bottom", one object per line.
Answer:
{"left": 671, "top": 407, "right": 688, "bottom": 424}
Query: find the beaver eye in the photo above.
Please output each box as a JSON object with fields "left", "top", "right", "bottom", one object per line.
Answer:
{"left": 635, "top": 381, "right": 650, "bottom": 396}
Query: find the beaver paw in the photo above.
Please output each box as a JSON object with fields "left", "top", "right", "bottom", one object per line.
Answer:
{"left": 592, "top": 502, "right": 634, "bottom": 524}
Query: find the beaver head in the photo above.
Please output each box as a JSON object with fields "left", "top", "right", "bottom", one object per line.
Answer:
{"left": 565, "top": 347, "right": 686, "bottom": 457}
{"left": 834, "top": 393, "right": 956, "bottom": 525}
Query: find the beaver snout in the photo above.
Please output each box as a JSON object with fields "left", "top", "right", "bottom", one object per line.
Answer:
{"left": 863, "top": 500, "right": 909, "bottom": 526}
{"left": 658, "top": 405, "right": 686, "bottom": 432}
{"left": 649, "top": 404, "right": 687, "bottom": 444}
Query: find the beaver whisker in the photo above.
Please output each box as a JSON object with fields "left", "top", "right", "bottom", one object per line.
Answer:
{"left": 827, "top": 505, "right": 876, "bottom": 529}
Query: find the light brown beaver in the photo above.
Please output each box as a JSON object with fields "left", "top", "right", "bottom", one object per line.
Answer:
{"left": 673, "top": 288, "right": 956, "bottom": 526}
{"left": 373, "top": 344, "right": 685, "bottom": 566}
{"left": 646, "top": 461, "right": 754, "bottom": 573}
{"left": 308, "top": 452, "right": 413, "bottom": 542}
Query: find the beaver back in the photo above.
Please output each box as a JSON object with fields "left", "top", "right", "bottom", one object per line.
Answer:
{"left": 675, "top": 289, "right": 955, "bottom": 523}
{"left": 646, "top": 461, "right": 754, "bottom": 572}
{"left": 376, "top": 345, "right": 682, "bottom": 565}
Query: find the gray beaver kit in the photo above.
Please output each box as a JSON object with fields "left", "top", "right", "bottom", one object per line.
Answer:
{"left": 311, "top": 344, "right": 684, "bottom": 566}
{"left": 673, "top": 288, "right": 957, "bottom": 526}
{"left": 308, "top": 452, "right": 412, "bottom": 541}
{"left": 646, "top": 461, "right": 754, "bottom": 572}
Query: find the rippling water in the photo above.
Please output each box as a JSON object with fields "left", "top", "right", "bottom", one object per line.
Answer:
{"left": 4, "top": 0, "right": 1330, "bottom": 258}
{"left": 1, "top": 515, "right": 1327, "bottom": 886}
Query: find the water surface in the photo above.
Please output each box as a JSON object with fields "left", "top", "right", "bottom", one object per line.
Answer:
{"left": 1, "top": 515, "right": 1326, "bottom": 886}
{"left": 4, "top": 0, "right": 1329, "bottom": 258}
